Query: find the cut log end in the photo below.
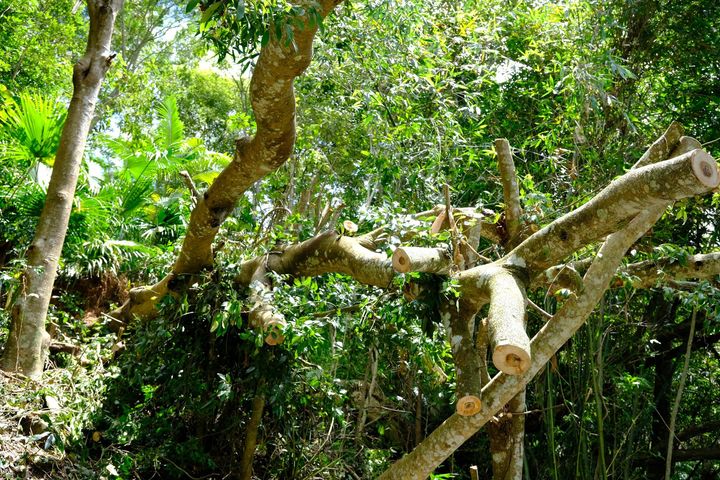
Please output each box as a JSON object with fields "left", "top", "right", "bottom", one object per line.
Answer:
{"left": 493, "top": 344, "right": 531, "bottom": 375}
{"left": 691, "top": 150, "right": 719, "bottom": 188}
{"left": 392, "top": 248, "right": 411, "bottom": 273}
{"left": 456, "top": 395, "right": 482, "bottom": 416}
{"left": 264, "top": 319, "right": 287, "bottom": 346}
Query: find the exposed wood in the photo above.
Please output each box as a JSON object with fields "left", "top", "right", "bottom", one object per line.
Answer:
{"left": 485, "top": 267, "right": 530, "bottom": 375}
{"left": 501, "top": 147, "right": 719, "bottom": 276}
{"left": 439, "top": 299, "right": 483, "bottom": 416}
{"left": 392, "top": 247, "right": 452, "bottom": 274}
{"left": 378, "top": 205, "right": 667, "bottom": 480}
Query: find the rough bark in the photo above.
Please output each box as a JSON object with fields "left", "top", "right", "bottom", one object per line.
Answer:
{"left": 1, "top": 0, "right": 124, "bottom": 379}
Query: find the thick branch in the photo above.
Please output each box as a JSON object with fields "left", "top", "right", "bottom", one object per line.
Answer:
{"left": 173, "top": 1, "right": 343, "bottom": 274}
{"left": 677, "top": 420, "right": 720, "bottom": 442}
{"left": 625, "top": 252, "right": 720, "bottom": 288}
{"left": 487, "top": 391, "right": 526, "bottom": 480}
{"left": 392, "top": 247, "right": 452, "bottom": 274}
{"left": 486, "top": 267, "right": 530, "bottom": 375}
{"left": 535, "top": 251, "right": 720, "bottom": 293}
{"left": 507, "top": 148, "right": 718, "bottom": 276}
{"left": 439, "top": 299, "right": 483, "bottom": 416}
{"left": 495, "top": 138, "right": 522, "bottom": 246}
{"left": 112, "top": 2, "right": 343, "bottom": 320}
{"left": 637, "top": 448, "right": 720, "bottom": 463}
{"left": 237, "top": 231, "right": 394, "bottom": 289}
{"left": 379, "top": 207, "right": 664, "bottom": 480}
{"left": 633, "top": 121, "right": 683, "bottom": 169}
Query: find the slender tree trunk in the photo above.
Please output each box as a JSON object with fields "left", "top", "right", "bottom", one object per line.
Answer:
{"left": 487, "top": 391, "right": 526, "bottom": 480}
{"left": 240, "top": 386, "right": 266, "bottom": 480}
{"left": 665, "top": 308, "right": 697, "bottom": 480}
{"left": 647, "top": 295, "right": 679, "bottom": 478}
{"left": 0, "top": 0, "right": 124, "bottom": 379}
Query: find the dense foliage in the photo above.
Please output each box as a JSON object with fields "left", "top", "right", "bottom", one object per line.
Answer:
{"left": 1, "top": 0, "right": 719, "bottom": 479}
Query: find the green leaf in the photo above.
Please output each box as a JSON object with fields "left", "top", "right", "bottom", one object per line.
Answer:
{"left": 185, "top": 0, "right": 200, "bottom": 13}
{"left": 200, "top": 2, "right": 222, "bottom": 25}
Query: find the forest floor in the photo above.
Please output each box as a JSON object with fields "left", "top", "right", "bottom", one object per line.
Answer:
{"left": 0, "top": 333, "right": 117, "bottom": 480}
{"left": 0, "top": 373, "right": 72, "bottom": 479}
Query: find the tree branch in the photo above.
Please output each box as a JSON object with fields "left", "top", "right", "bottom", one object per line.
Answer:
{"left": 495, "top": 138, "right": 522, "bottom": 247}
{"left": 633, "top": 121, "right": 683, "bottom": 169}
{"left": 506, "top": 148, "right": 718, "bottom": 276}
{"left": 379, "top": 206, "right": 665, "bottom": 480}
{"left": 236, "top": 231, "right": 394, "bottom": 289}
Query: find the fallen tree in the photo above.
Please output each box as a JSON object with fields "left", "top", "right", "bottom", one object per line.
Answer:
{"left": 77, "top": 4, "right": 720, "bottom": 479}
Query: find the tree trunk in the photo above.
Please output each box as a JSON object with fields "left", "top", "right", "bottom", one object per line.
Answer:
{"left": 240, "top": 387, "right": 266, "bottom": 480}
{"left": 0, "top": 0, "right": 124, "bottom": 378}
{"left": 487, "top": 391, "right": 526, "bottom": 480}
{"left": 647, "top": 294, "right": 679, "bottom": 479}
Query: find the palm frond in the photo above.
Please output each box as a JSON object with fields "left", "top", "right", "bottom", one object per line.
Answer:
{"left": 157, "top": 96, "right": 184, "bottom": 152}
{"left": 0, "top": 93, "right": 66, "bottom": 165}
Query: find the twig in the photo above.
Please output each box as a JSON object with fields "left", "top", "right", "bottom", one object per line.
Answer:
{"left": 179, "top": 170, "right": 200, "bottom": 207}
{"left": 527, "top": 298, "right": 553, "bottom": 320}
{"left": 665, "top": 308, "right": 697, "bottom": 479}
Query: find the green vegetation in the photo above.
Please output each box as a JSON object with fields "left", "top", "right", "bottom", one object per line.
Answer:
{"left": 1, "top": 0, "right": 719, "bottom": 479}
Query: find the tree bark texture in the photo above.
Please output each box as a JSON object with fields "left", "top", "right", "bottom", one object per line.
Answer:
{"left": 1, "top": 0, "right": 124, "bottom": 378}
{"left": 487, "top": 391, "right": 526, "bottom": 480}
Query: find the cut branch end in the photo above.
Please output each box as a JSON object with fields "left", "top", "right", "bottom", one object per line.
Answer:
{"left": 690, "top": 149, "right": 719, "bottom": 187}
{"left": 456, "top": 395, "right": 482, "bottom": 416}
{"left": 493, "top": 344, "right": 531, "bottom": 375}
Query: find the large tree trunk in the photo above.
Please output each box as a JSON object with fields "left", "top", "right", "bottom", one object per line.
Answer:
{"left": 0, "top": 0, "right": 124, "bottom": 379}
